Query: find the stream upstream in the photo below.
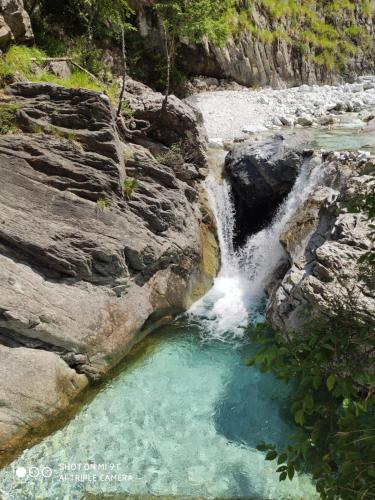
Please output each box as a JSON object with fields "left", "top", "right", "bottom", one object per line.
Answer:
{"left": 0, "top": 94, "right": 374, "bottom": 499}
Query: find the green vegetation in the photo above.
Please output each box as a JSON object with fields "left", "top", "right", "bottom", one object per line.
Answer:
{"left": 0, "top": 102, "right": 20, "bottom": 134}
{"left": 19, "top": 0, "right": 374, "bottom": 92}
{"left": 154, "top": 0, "right": 236, "bottom": 97}
{"left": 0, "top": 45, "right": 118, "bottom": 103}
{"left": 156, "top": 143, "right": 184, "bottom": 167}
{"left": 0, "top": 45, "right": 45, "bottom": 85}
{"left": 122, "top": 177, "right": 138, "bottom": 199}
{"left": 96, "top": 197, "right": 110, "bottom": 213}
{"left": 249, "top": 302, "right": 375, "bottom": 499}
{"left": 121, "top": 99, "right": 133, "bottom": 119}
{"left": 248, "top": 182, "right": 375, "bottom": 499}
{"left": 235, "top": 0, "right": 373, "bottom": 71}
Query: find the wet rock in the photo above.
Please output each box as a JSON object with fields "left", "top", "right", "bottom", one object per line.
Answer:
{"left": 267, "top": 152, "right": 375, "bottom": 331}
{"left": 225, "top": 134, "right": 306, "bottom": 244}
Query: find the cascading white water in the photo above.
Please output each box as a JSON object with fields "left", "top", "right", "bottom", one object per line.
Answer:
{"left": 190, "top": 150, "right": 326, "bottom": 339}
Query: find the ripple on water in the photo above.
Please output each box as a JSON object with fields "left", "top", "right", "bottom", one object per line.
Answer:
{"left": 0, "top": 322, "right": 318, "bottom": 500}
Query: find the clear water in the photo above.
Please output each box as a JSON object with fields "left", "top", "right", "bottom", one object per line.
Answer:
{"left": 0, "top": 322, "right": 318, "bottom": 500}
{"left": 309, "top": 127, "right": 375, "bottom": 153}
{"left": 0, "top": 146, "right": 321, "bottom": 499}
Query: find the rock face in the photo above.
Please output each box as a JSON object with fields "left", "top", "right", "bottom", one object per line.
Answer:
{"left": 132, "top": 1, "right": 374, "bottom": 89}
{"left": 224, "top": 135, "right": 306, "bottom": 245}
{"left": 0, "top": 81, "right": 217, "bottom": 458}
{"left": 267, "top": 151, "right": 375, "bottom": 331}
{"left": 0, "top": 0, "right": 33, "bottom": 49}
{"left": 123, "top": 78, "right": 207, "bottom": 167}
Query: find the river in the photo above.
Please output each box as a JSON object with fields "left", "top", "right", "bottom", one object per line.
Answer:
{"left": 1, "top": 92, "right": 374, "bottom": 500}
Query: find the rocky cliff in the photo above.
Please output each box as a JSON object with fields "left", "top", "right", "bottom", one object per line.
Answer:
{"left": 133, "top": 1, "right": 375, "bottom": 89}
{"left": 0, "top": 80, "right": 218, "bottom": 460}
{"left": 267, "top": 149, "right": 375, "bottom": 331}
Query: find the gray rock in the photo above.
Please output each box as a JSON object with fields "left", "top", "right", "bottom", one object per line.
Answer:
{"left": 224, "top": 134, "right": 308, "bottom": 244}
{"left": 225, "top": 134, "right": 306, "bottom": 209}
{"left": 123, "top": 78, "right": 208, "bottom": 167}
{"left": 296, "top": 114, "right": 313, "bottom": 126}
{"left": 0, "top": 344, "right": 88, "bottom": 456}
{"left": 0, "top": 81, "right": 218, "bottom": 455}
{"left": 267, "top": 152, "right": 375, "bottom": 331}
{"left": 0, "top": 0, "right": 33, "bottom": 48}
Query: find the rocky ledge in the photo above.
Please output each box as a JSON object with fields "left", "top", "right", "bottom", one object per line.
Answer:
{"left": 267, "top": 150, "right": 375, "bottom": 331}
{"left": 225, "top": 134, "right": 374, "bottom": 332}
{"left": 0, "top": 81, "right": 218, "bottom": 459}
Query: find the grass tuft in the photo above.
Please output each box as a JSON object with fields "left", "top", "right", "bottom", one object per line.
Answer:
{"left": 0, "top": 102, "right": 20, "bottom": 134}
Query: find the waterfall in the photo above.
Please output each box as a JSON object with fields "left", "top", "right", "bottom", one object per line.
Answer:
{"left": 189, "top": 149, "right": 325, "bottom": 340}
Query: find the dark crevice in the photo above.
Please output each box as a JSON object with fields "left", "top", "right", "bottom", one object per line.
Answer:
{"left": 232, "top": 191, "right": 288, "bottom": 248}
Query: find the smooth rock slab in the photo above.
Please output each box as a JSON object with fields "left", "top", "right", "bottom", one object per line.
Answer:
{"left": 0, "top": 344, "right": 88, "bottom": 453}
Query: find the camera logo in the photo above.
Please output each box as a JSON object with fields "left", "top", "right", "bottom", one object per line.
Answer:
{"left": 15, "top": 466, "right": 53, "bottom": 478}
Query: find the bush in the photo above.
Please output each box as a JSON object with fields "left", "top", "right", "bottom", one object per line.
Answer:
{"left": 0, "top": 102, "right": 20, "bottom": 134}
{"left": 122, "top": 177, "right": 138, "bottom": 199}
{"left": 156, "top": 143, "right": 184, "bottom": 167}
{"left": 248, "top": 291, "right": 375, "bottom": 499}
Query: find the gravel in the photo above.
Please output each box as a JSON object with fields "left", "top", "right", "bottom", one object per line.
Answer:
{"left": 186, "top": 75, "right": 375, "bottom": 143}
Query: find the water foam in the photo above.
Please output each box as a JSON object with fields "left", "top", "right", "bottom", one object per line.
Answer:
{"left": 189, "top": 150, "right": 326, "bottom": 339}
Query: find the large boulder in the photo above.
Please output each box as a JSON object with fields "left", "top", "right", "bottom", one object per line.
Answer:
{"left": 123, "top": 78, "right": 208, "bottom": 167}
{"left": 224, "top": 134, "right": 307, "bottom": 244}
{"left": 0, "top": 345, "right": 88, "bottom": 457}
{"left": 0, "top": 0, "right": 33, "bottom": 49}
{"left": 0, "top": 81, "right": 218, "bottom": 458}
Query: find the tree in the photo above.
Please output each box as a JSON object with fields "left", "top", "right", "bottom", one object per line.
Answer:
{"left": 153, "top": 0, "right": 236, "bottom": 103}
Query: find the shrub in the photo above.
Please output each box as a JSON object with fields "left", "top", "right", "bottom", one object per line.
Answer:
{"left": 247, "top": 289, "right": 375, "bottom": 499}
{"left": 122, "top": 177, "right": 138, "bottom": 199}
{"left": 156, "top": 143, "right": 184, "bottom": 167}
{"left": 0, "top": 102, "right": 20, "bottom": 134}
{"left": 121, "top": 99, "right": 133, "bottom": 118}
{"left": 96, "top": 197, "right": 110, "bottom": 213}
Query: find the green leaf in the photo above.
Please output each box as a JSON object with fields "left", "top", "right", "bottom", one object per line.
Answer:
{"left": 303, "top": 392, "right": 314, "bottom": 411}
{"left": 256, "top": 442, "right": 269, "bottom": 452}
{"left": 277, "top": 453, "right": 287, "bottom": 465}
{"left": 279, "top": 471, "right": 287, "bottom": 481}
{"left": 312, "top": 375, "right": 321, "bottom": 389}
{"left": 276, "top": 465, "right": 288, "bottom": 472}
{"left": 294, "top": 409, "right": 305, "bottom": 425}
{"left": 265, "top": 450, "right": 278, "bottom": 461}
{"left": 326, "top": 374, "right": 336, "bottom": 391}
